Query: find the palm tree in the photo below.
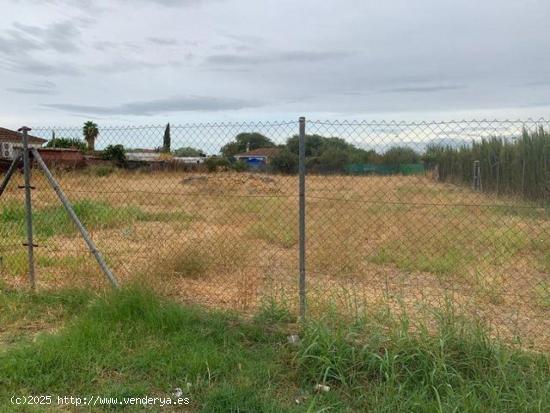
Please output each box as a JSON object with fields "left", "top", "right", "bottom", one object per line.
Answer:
{"left": 83, "top": 121, "right": 99, "bottom": 152}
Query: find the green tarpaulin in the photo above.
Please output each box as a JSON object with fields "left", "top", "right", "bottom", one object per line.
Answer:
{"left": 344, "top": 163, "right": 425, "bottom": 176}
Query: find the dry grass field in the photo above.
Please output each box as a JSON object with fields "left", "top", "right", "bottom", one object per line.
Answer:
{"left": 1, "top": 168, "right": 549, "bottom": 349}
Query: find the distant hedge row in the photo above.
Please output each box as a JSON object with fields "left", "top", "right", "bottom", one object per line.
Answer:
{"left": 426, "top": 127, "right": 550, "bottom": 202}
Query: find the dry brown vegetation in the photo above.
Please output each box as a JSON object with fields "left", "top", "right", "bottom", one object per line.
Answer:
{"left": 1, "top": 169, "right": 549, "bottom": 349}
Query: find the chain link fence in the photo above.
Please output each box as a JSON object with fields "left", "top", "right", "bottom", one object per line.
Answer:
{"left": 1, "top": 119, "right": 548, "bottom": 350}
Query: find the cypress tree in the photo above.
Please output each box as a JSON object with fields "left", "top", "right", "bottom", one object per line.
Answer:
{"left": 163, "top": 123, "right": 171, "bottom": 153}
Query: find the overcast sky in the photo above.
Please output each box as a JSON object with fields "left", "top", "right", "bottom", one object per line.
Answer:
{"left": 1, "top": 0, "right": 550, "bottom": 128}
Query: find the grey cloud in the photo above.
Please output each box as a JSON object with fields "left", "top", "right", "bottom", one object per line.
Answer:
{"left": 28, "top": 80, "right": 57, "bottom": 89}
{"left": 118, "top": 0, "right": 219, "bottom": 6}
{"left": 0, "top": 19, "right": 82, "bottom": 77}
{"left": 521, "top": 79, "right": 550, "bottom": 87}
{"left": 205, "top": 50, "right": 351, "bottom": 66}
{"left": 1, "top": 56, "right": 81, "bottom": 76}
{"left": 93, "top": 40, "right": 118, "bottom": 51}
{"left": 6, "top": 79, "right": 58, "bottom": 95}
{"left": 378, "top": 85, "right": 466, "bottom": 94}
{"left": 42, "top": 96, "right": 264, "bottom": 116}
{"left": 0, "top": 31, "right": 39, "bottom": 54}
{"left": 6, "top": 87, "right": 57, "bottom": 95}
{"left": 222, "top": 33, "right": 265, "bottom": 45}
{"left": 0, "top": 21, "right": 82, "bottom": 55}
{"left": 89, "top": 57, "right": 188, "bottom": 74}
{"left": 147, "top": 37, "right": 179, "bottom": 46}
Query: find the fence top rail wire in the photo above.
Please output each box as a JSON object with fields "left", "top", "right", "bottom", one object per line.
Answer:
{"left": 27, "top": 118, "right": 550, "bottom": 130}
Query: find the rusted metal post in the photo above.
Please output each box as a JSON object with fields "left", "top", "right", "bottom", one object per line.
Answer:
{"left": 19, "top": 127, "right": 35, "bottom": 289}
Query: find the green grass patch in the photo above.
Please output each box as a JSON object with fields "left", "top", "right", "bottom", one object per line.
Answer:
{"left": 369, "top": 225, "right": 528, "bottom": 277}
{"left": 0, "top": 287, "right": 92, "bottom": 350}
{"left": 0, "top": 250, "right": 27, "bottom": 277}
{"left": 0, "top": 200, "right": 194, "bottom": 239}
{"left": 369, "top": 241, "right": 467, "bottom": 276}
{"left": 296, "top": 311, "right": 550, "bottom": 412}
{"left": 491, "top": 204, "right": 550, "bottom": 220}
{"left": 1, "top": 288, "right": 548, "bottom": 412}
{"left": 0, "top": 287, "right": 298, "bottom": 412}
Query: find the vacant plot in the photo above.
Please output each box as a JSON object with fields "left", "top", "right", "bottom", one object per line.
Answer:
{"left": 0, "top": 169, "right": 548, "bottom": 349}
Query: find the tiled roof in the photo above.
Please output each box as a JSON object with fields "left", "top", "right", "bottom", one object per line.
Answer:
{"left": 234, "top": 147, "right": 281, "bottom": 158}
{"left": 0, "top": 127, "right": 47, "bottom": 144}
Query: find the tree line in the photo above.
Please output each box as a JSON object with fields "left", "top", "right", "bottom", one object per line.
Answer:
{"left": 221, "top": 132, "right": 421, "bottom": 174}
{"left": 45, "top": 124, "right": 422, "bottom": 174}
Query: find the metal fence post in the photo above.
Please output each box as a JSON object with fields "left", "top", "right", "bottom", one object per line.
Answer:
{"left": 299, "top": 117, "right": 306, "bottom": 318}
{"left": 19, "top": 126, "right": 35, "bottom": 290}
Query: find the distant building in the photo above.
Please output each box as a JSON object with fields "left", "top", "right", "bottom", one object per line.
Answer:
{"left": 126, "top": 149, "right": 161, "bottom": 162}
{"left": 126, "top": 149, "right": 206, "bottom": 164}
{"left": 234, "top": 147, "right": 281, "bottom": 169}
{"left": 0, "top": 127, "right": 46, "bottom": 160}
{"left": 173, "top": 157, "right": 205, "bottom": 164}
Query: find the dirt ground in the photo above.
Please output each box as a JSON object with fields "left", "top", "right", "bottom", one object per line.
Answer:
{"left": 1, "top": 169, "right": 549, "bottom": 350}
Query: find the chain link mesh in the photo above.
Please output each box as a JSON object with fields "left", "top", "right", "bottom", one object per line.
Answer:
{"left": 1, "top": 119, "right": 548, "bottom": 350}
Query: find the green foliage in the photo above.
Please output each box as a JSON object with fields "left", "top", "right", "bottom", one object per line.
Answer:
{"left": 173, "top": 146, "right": 205, "bottom": 157}
{"left": 382, "top": 146, "right": 420, "bottom": 164}
{"left": 82, "top": 121, "right": 99, "bottom": 151}
{"left": 205, "top": 157, "right": 230, "bottom": 172}
{"left": 101, "top": 144, "right": 126, "bottom": 166}
{"left": 232, "top": 160, "right": 248, "bottom": 172}
{"left": 163, "top": 123, "right": 171, "bottom": 152}
{"left": 221, "top": 132, "right": 275, "bottom": 157}
{"left": 315, "top": 147, "right": 350, "bottom": 172}
{"left": 0, "top": 199, "right": 162, "bottom": 238}
{"left": 45, "top": 137, "right": 86, "bottom": 151}
{"left": 274, "top": 135, "right": 375, "bottom": 173}
{"left": 429, "top": 127, "right": 550, "bottom": 201}
{"left": 270, "top": 149, "right": 298, "bottom": 174}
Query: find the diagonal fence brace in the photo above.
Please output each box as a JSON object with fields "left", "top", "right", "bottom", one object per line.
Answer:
{"left": 0, "top": 154, "right": 22, "bottom": 198}
{"left": 31, "top": 147, "right": 120, "bottom": 288}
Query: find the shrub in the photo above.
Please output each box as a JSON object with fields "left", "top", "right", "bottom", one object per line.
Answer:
{"left": 315, "top": 147, "right": 350, "bottom": 173}
{"left": 270, "top": 149, "right": 298, "bottom": 174}
{"left": 382, "top": 146, "right": 420, "bottom": 164}
{"left": 233, "top": 160, "right": 248, "bottom": 172}
{"left": 46, "top": 137, "right": 87, "bottom": 151}
{"left": 173, "top": 147, "right": 205, "bottom": 157}
{"left": 205, "top": 157, "right": 230, "bottom": 172}
{"left": 101, "top": 144, "right": 126, "bottom": 166}
{"left": 278, "top": 135, "right": 374, "bottom": 174}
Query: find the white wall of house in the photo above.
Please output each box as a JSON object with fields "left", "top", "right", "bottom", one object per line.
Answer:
{"left": 173, "top": 157, "right": 205, "bottom": 164}
{"left": 126, "top": 152, "right": 161, "bottom": 161}
{"left": 1, "top": 142, "right": 43, "bottom": 160}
